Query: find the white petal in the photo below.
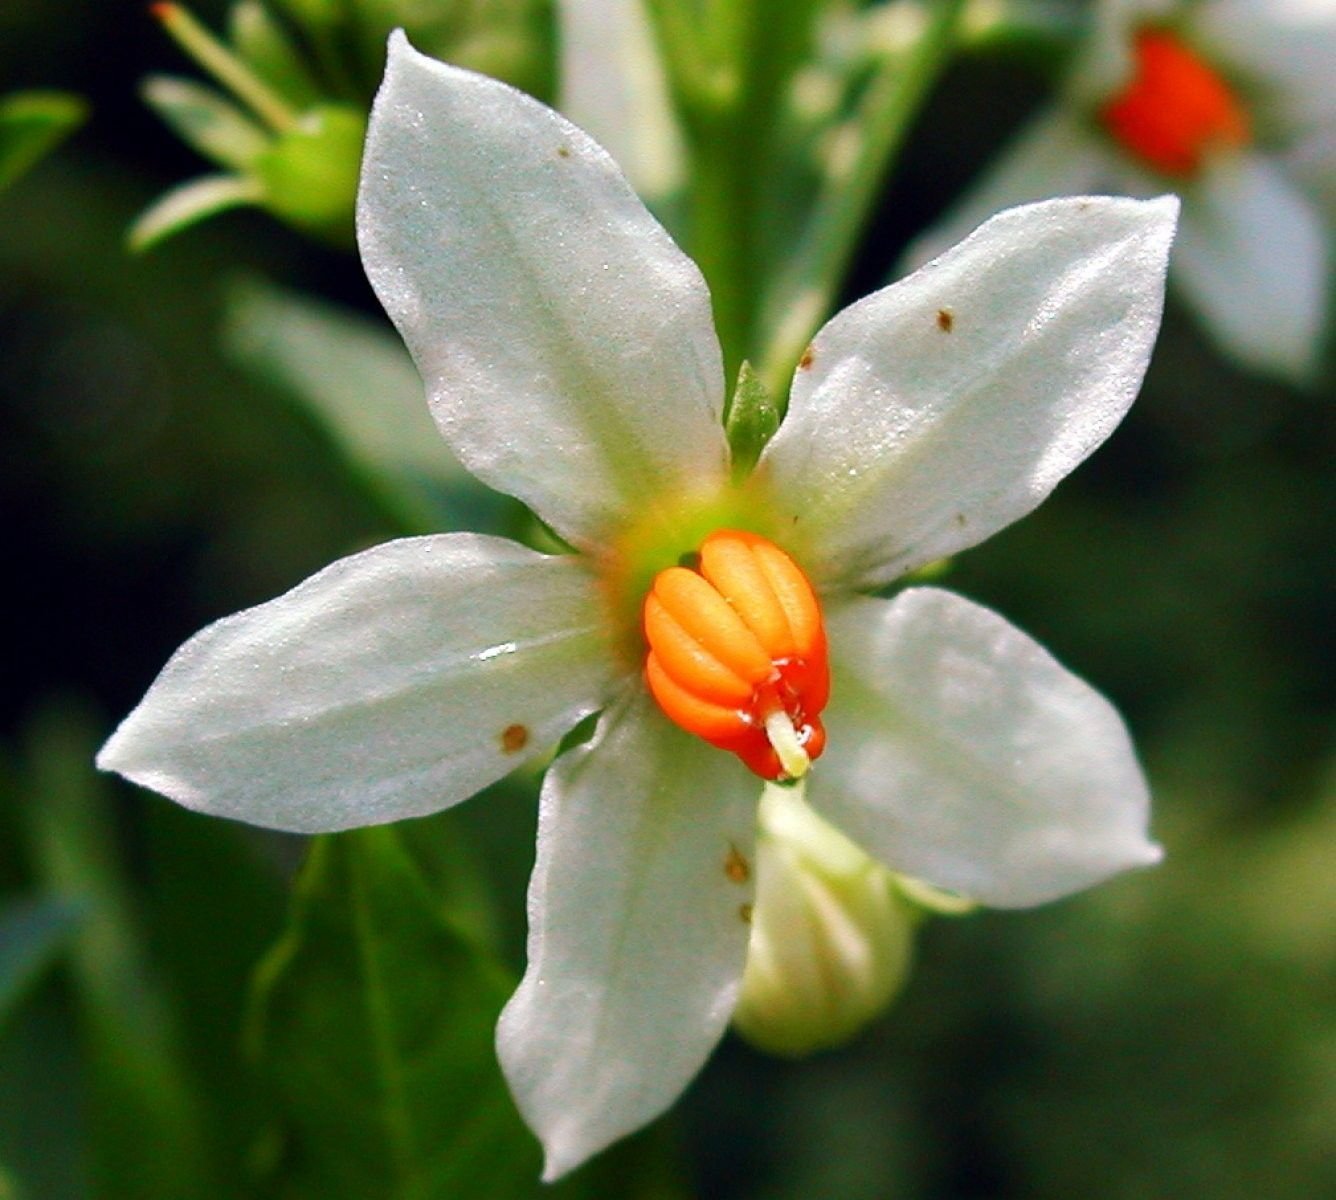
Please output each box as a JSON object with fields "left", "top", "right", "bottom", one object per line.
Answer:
{"left": 811, "top": 590, "right": 1160, "bottom": 908}
{"left": 1174, "top": 153, "right": 1328, "bottom": 383}
{"left": 97, "top": 535, "right": 614, "bottom": 833}
{"left": 761, "top": 195, "right": 1178, "bottom": 590}
{"left": 557, "top": 0, "right": 686, "bottom": 205}
{"left": 1286, "top": 126, "right": 1336, "bottom": 211}
{"left": 358, "top": 33, "right": 727, "bottom": 552}
{"left": 1195, "top": 0, "right": 1336, "bottom": 131}
{"left": 899, "top": 109, "right": 1117, "bottom": 273}
{"left": 497, "top": 687, "right": 759, "bottom": 1180}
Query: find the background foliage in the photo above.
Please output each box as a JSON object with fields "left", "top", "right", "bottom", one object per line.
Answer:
{"left": 1, "top": 1, "right": 1332, "bottom": 1197}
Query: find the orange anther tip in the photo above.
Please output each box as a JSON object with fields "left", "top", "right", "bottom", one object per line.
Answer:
{"left": 643, "top": 531, "right": 829, "bottom": 780}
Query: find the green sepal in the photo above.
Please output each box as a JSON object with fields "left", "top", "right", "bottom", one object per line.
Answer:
{"left": 725, "top": 359, "right": 782, "bottom": 481}
{"left": 140, "top": 75, "right": 268, "bottom": 171}
{"left": 270, "top": 0, "right": 342, "bottom": 32}
{"left": 253, "top": 104, "right": 365, "bottom": 243}
{"left": 0, "top": 91, "right": 87, "bottom": 194}
{"left": 127, "top": 173, "right": 264, "bottom": 252}
{"left": 893, "top": 873, "right": 978, "bottom": 917}
{"left": 228, "top": 0, "right": 323, "bottom": 109}
{"left": 246, "top": 826, "right": 544, "bottom": 1199}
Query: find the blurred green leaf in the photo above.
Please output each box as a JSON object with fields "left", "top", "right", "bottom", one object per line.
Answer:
{"left": 20, "top": 707, "right": 225, "bottom": 1199}
{"left": 351, "top": 0, "right": 558, "bottom": 101}
{"left": 248, "top": 826, "right": 544, "bottom": 1198}
{"left": 136, "top": 800, "right": 290, "bottom": 1182}
{"left": 0, "top": 91, "right": 86, "bottom": 194}
{"left": 0, "top": 896, "right": 83, "bottom": 1029}
{"left": 0, "top": 994, "right": 92, "bottom": 1200}
{"left": 223, "top": 275, "right": 505, "bottom": 534}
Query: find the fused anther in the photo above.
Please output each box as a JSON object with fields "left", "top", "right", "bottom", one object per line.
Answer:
{"left": 642, "top": 530, "right": 829, "bottom": 780}
{"left": 1100, "top": 28, "right": 1250, "bottom": 177}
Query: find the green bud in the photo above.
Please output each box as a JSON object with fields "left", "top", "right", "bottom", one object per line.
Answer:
{"left": 254, "top": 104, "right": 365, "bottom": 242}
{"left": 733, "top": 784, "right": 915, "bottom": 1057}
{"left": 725, "top": 360, "right": 782, "bottom": 482}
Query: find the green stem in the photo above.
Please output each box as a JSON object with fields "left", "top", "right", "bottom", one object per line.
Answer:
{"left": 754, "top": 0, "right": 966, "bottom": 400}
{"left": 689, "top": 115, "right": 755, "bottom": 386}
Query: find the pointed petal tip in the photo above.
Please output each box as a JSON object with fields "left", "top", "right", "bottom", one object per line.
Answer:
{"left": 1141, "top": 191, "right": 1181, "bottom": 245}
{"left": 93, "top": 729, "right": 118, "bottom": 774}
{"left": 539, "top": 1150, "right": 571, "bottom": 1185}
{"left": 1129, "top": 836, "right": 1165, "bottom": 869}
{"left": 93, "top": 717, "right": 141, "bottom": 781}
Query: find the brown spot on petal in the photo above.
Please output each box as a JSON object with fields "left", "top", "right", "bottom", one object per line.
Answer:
{"left": 556, "top": 144, "right": 571, "bottom": 158}
{"left": 500, "top": 723, "right": 529, "bottom": 754}
{"left": 798, "top": 346, "right": 815, "bottom": 370}
{"left": 739, "top": 903, "right": 753, "bottom": 923}
{"left": 724, "top": 843, "right": 750, "bottom": 884}
{"left": 936, "top": 308, "right": 954, "bottom": 332}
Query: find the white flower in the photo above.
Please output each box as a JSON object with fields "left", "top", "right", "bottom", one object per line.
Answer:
{"left": 908, "top": 0, "right": 1335, "bottom": 383}
{"left": 98, "top": 33, "right": 1176, "bottom": 1180}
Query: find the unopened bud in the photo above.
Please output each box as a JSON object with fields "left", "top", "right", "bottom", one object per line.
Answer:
{"left": 733, "top": 783, "right": 914, "bottom": 1057}
{"left": 255, "top": 104, "right": 365, "bottom": 242}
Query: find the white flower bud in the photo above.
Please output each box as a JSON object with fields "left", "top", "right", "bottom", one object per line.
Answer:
{"left": 732, "top": 783, "right": 915, "bottom": 1057}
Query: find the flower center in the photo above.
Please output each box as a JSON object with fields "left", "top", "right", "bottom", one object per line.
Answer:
{"left": 1099, "top": 28, "right": 1251, "bottom": 178}
{"left": 642, "top": 529, "right": 829, "bottom": 781}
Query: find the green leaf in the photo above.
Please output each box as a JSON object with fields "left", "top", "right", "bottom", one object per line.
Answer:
{"left": 247, "top": 826, "right": 544, "bottom": 1199}
{"left": 136, "top": 799, "right": 289, "bottom": 1180}
{"left": 141, "top": 75, "right": 269, "bottom": 171}
{"left": 0, "top": 896, "right": 83, "bottom": 1029}
{"left": 0, "top": 1160, "right": 21, "bottom": 1200}
{"left": 0, "top": 91, "right": 86, "bottom": 194}
{"left": 128, "top": 172, "right": 264, "bottom": 252}
{"left": 0, "top": 992, "right": 92, "bottom": 1200}
{"left": 725, "top": 359, "right": 781, "bottom": 480}
{"left": 19, "top": 705, "right": 225, "bottom": 1199}
{"left": 222, "top": 276, "right": 504, "bottom": 533}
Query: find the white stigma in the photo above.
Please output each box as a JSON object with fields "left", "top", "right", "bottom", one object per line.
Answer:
{"left": 764, "top": 709, "right": 811, "bottom": 780}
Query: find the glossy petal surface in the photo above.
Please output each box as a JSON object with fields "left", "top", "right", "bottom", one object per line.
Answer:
{"left": 358, "top": 33, "right": 727, "bottom": 552}
{"left": 98, "top": 535, "right": 614, "bottom": 832}
{"left": 812, "top": 589, "right": 1160, "bottom": 908}
{"left": 762, "top": 195, "right": 1177, "bottom": 589}
{"left": 497, "top": 688, "right": 759, "bottom": 1179}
